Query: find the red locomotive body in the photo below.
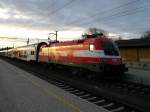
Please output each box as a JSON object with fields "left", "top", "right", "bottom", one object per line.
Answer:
{"left": 38, "top": 34, "right": 127, "bottom": 73}
{"left": 0, "top": 33, "right": 127, "bottom": 74}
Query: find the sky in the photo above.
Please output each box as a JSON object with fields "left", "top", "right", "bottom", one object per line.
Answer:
{"left": 0, "top": 0, "right": 150, "bottom": 47}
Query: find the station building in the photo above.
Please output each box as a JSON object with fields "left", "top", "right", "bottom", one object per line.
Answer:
{"left": 116, "top": 39, "right": 150, "bottom": 69}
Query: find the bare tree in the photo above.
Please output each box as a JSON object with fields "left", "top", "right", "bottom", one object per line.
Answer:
{"left": 82, "top": 27, "right": 108, "bottom": 36}
{"left": 87, "top": 28, "right": 106, "bottom": 35}
{"left": 141, "top": 31, "right": 150, "bottom": 39}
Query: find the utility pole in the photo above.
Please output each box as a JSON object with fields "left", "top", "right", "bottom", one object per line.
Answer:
{"left": 48, "top": 31, "right": 58, "bottom": 42}
{"left": 13, "top": 43, "right": 15, "bottom": 48}
{"left": 56, "top": 31, "right": 58, "bottom": 42}
{"left": 27, "top": 38, "right": 29, "bottom": 45}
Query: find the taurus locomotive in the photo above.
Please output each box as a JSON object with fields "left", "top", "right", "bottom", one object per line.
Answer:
{"left": 0, "top": 33, "right": 128, "bottom": 74}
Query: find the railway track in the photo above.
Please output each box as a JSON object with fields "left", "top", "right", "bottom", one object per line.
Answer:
{"left": 1, "top": 56, "right": 150, "bottom": 112}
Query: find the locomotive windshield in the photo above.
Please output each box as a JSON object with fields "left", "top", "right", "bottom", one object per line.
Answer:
{"left": 102, "top": 42, "right": 119, "bottom": 56}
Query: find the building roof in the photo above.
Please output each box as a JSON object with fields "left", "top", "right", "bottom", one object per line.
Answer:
{"left": 116, "top": 39, "right": 150, "bottom": 48}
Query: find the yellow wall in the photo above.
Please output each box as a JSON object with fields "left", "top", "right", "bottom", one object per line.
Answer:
{"left": 119, "top": 47, "right": 150, "bottom": 62}
{"left": 139, "top": 48, "right": 150, "bottom": 59}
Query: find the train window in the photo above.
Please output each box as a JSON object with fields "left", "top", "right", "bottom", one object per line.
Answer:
{"left": 102, "top": 42, "right": 119, "bottom": 56}
{"left": 31, "top": 51, "right": 35, "bottom": 55}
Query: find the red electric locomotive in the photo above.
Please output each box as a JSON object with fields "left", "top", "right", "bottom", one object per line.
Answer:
{"left": 37, "top": 33, "right": 127, "bottom": 74}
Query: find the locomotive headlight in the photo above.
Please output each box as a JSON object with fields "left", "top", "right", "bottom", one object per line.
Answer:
{"left": 89, "top": 44, "right": 94, "bottom": 51}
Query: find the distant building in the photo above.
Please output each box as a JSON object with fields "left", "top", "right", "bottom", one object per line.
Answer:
{"left": 116, "top": 39, "right": 150, "bottom": 62}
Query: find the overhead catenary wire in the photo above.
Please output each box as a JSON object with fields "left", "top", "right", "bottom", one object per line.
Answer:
{"left": 28, "top": 0, "right": 76, "bottom": 28}
{"left": 15, "top": 0, "right": 77, "bottom": 44}
{"left": 73, "top": 2, "right": 150, "bottom": 27}
{"left": 65, "top": 0, "right": 140, "bottom": 26}
{"left": 26, "top": 0, "right": 140, "bottom": 31}
{"left": 99, "top": 5, "right": 150, "bottom": 34}
{"left": 57, "top": 1, "right": 150, "bottom": 39}
{"left": 58, "top": 0, "right": 145, "bottom": 31}
{"left": 45, "top": 0, "right": 75, "bottom": 17}
{"left": 25, "top": 0, "right": 148, "bottom": 33}
{"left": 5, "top": 0, "right": 149, "bottom": 44}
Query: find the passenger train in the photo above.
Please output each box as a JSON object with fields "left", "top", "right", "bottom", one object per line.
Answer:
{"left": 0, "top": 33, "right": 128, "bottom": 74}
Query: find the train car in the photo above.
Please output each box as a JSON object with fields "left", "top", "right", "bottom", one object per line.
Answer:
{"left": 7, "top": 49, "right": 15, "bottom": 58}
{"left": 0, "top": 50, "right": 8, "bottom": 56}
{"left": 38, "top": 34, "right": 127, "bottom": 74}
{"left": 0, "top": 33, "right": 127, "bottom": 74}
{"left": 14, "top": 44, "right": 37, "bottom": 61}
{"left": 1, "top": 44, "right": 38, "bottom": 61}
{"left": 0, "top": 49, "right": 15, "bottom": 58}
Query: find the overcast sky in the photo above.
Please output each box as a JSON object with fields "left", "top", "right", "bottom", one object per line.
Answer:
{"left": 0, "top": 0, "right": 150, "bottom": 47}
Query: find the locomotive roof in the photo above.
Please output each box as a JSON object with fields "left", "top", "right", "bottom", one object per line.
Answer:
{"left": 48, "top": 36, "right": 110, "bottom": 47}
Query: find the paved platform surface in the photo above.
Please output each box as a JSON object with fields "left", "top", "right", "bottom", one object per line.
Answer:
{"left": 125, "top": 62, "right": 150, "bottom": 70}
{"left": 0, "top": 59, "right": 109, "bottom": 112}
{"left": 125, "top": 68, "right": 150, "bottom": 86}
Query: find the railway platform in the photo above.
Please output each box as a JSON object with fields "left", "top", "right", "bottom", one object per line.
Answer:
{"left": 0, "top": 59, "right": 109, "bottom": 112}
{"left": 126, "top": 68, "right": 150, "bottom": 86}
